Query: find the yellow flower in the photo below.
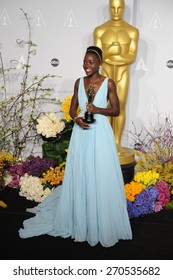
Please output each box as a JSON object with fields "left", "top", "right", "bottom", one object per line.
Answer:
{"left": 61, "top": 96, "right": 80, "bottom": 122}
{"left": 41, "top": 163, "right": 65, "bottom": 187}
{"left": 0, "top": 151, "right": 16, "bottom": 178}
{"left": 134, "top": 170, "right": 160, "bottom": 187}
{"left": 0, "top": 151, "right": 15, "bottom": 166}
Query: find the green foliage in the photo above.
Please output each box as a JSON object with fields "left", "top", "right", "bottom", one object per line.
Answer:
{"left": 42, "top": 141, "right": 70, "bottom": 166}
{"left": 42, "top": 120, "right": 74, "bottom": 165}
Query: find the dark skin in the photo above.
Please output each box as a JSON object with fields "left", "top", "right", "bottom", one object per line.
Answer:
{"left": 70, "top": 52, "right": 120, "bottom": 129}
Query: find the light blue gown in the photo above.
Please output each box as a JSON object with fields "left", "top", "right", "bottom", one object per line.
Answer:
{"left": 19, "top": 77, "right": 132, "bottom": 247}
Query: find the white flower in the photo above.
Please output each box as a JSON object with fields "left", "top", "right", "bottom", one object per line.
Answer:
{"left": 19, "top": 173, "right": 53, "bottom": 202}
{"left": 3, "top": 171, "right": 13, "bottom": 186}
{"left": 36, "top": 112, "right": 65, "bottom": 138}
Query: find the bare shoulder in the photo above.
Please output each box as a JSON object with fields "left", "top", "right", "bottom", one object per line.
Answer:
{"left": 75, "top": 77, "right": 80, "bottom": 84}
{"left": 107, "top": 78, "right": 116, "bottom": 88}
{"left": 74, "top": 77, "right": 80, "bottom": 89}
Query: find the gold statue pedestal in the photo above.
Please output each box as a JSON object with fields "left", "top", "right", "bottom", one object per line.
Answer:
{"left": 119, "top": 147, "right": 136, "bottom": 184}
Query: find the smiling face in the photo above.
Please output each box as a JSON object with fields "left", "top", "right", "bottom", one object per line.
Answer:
{"left": 83, "top": 52, "right": 101, "bottom": 77}
{"left": 109, "top": 0, "right": 125, "bottom": 20}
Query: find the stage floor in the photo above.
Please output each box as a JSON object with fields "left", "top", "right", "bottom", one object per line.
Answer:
{"left": 0, "top": 187, "right": 173, "bottom": 260}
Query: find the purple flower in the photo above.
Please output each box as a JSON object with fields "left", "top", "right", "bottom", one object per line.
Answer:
{"left": 7, "top": 163, "right": 26, "bottom": 188}
{"left": 9, "top": 163, "right": 26, "bottom": 177}
{"left": 127, "top": 186, "right": 159, "bottom": 219}
{"left": 22, "top": 156, "right": 55, "bottom": 177}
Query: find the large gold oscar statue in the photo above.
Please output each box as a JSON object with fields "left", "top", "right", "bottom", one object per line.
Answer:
{"left": 94, "top": 0, "right": 139, "bottom": 165}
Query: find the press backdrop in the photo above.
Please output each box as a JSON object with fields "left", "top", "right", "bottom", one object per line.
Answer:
{"left": 0, "top": 0, "right": 173, "bottom": 149}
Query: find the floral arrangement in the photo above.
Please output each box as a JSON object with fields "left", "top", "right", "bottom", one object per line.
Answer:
{"left": 0, "top": 154, "right": 172, "bottom": 211}
{"left": 23, "top": 157, "right": 63, "bottom": 201}
{"left": 125, "top": 171, "right": 171, "bottom": 218}
{"left": 0, "top": 156, "right": 66, "bottom": 203}
{"left": 127, "top": 114, "right": 173, "bottom": 213}
{"left": 129, "top": 115, "right": 173, "bottom": 176}
{"left": 18, "top": 158, "right": 63, "bottom": 202}
{"left": 2, "top": 99, "right": 173, "bottom": 217}
{"left": 0, "top": 96, "right": 73, "bottom": 203}
{"left": 0, "top": 152, "right": 65, "bottom": 203}
{"left": 40, "top": 96, "right": 77, "bottom": 165}
{"left": 36, "top": 95, "right": 76, "bottom": 142}
{"left": 19, "top": 168, "right": 65, "bottom": 203}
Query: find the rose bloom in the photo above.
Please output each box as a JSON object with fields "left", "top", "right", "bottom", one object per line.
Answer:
{"left": 155, "top": 180, "right": 169, "bottom": 191}
{"left": 157, "top": 193, "right": 170, "bottom": 206}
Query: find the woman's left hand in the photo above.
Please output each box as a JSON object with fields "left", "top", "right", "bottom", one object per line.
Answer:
{"left": 86, "top": 103, "right": 97, "bottom": 114}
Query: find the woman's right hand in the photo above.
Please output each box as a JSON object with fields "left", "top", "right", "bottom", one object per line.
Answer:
{"left": 74, "top": 117, "right": 90, "bottom": 129}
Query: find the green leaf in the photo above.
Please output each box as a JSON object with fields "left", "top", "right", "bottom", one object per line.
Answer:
{"left": 42, "top": 140, "right": 70, "bottom": 165}
{"left": 164, "top": 200, "right": 173, "bottom": 210}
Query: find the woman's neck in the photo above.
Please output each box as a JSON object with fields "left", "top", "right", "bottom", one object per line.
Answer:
{"left": 87, "top": 72, "right": 100, "bottom": 83}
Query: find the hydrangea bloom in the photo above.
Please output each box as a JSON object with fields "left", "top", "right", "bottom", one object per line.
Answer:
{"left": 22, "top": 156, "right": 55, "bottom": 177}
{"left": 19, "top": 173, "right": 53, "bottom": 202}
{"left": 126, "top": 178, "right": 171, "bottom": 219}
{"left": 127, "top": 186, "right": 159, "bottom": 218}
{"left": 36, "top": 112, "right": 65, "bottom": 138}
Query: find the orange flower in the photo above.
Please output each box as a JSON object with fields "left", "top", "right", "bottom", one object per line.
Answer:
{"left": 125, "top": 181, "right": 145, "bottom": 202}
{"left": 41, "top": 163, "right": 65, "bottom": 187}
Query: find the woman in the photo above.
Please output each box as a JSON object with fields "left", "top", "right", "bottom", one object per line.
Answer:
{"left": 19, "top": 46, "right": 132, "bottom": 247}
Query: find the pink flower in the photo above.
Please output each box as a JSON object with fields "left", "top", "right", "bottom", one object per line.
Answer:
{"left": 157, "top": 193, "right": 166, "bottom": 201}
{"left": 155, "top": 180, "right": 171, "bottom": 207}
{"left": 8, "top": 174, "right": 20, "bottom": 187}
{"left": 8, "top": 163, "right": 26, "bottom": 188}
{"left": 155, "top": 180, "right": 168, "bottom": 190}
{"left": 153, "top": 201, "right": 163, "bottom": 212}
{"left": 9, "top": 163, "right": 26, "bottom": 176}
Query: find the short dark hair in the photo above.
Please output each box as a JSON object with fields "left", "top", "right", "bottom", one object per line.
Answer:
{"left": 86, "top": 46, "right": 102, "bottom": 61}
